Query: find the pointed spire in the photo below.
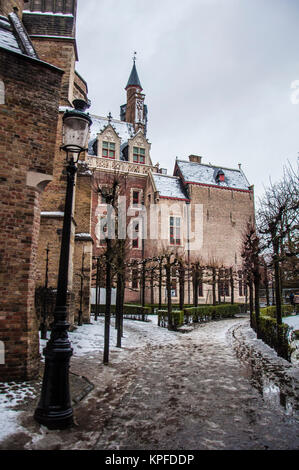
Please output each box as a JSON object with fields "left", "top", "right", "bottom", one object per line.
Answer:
{"left": 126, "top": 53, "right": 143, "bottom": 90}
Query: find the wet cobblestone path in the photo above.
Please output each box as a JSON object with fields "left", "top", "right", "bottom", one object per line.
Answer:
{"left": 95, "top": 319, "right": 299, "bottom": 450}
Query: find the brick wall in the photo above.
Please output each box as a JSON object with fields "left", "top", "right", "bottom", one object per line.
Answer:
{"left": 0, "top": 49, "right": 62, "bottom": 380}
{"left": 0, "top": 0, "right": 24, "bottom": 16}
{"left": 23, "top": 0, "right": 76, "bottom": 15}
{"left": 28, "top": 39, "right": 76, "bottom": 105}
{"left": 22, "top": 11, "right": 75, "bottom": 37}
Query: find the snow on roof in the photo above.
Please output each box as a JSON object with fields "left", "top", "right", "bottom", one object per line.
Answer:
{"left": 0, "top": 14, "right": 37, "bottom": 58}
{"left": 0, "top": 17, "right": 23, "bottom": 54}
{"left": 153, "top": 173, "right": 189, "bottom": 200}
{"left": 22, "top": 10, "right": 74, "bottom": 18}
{"left": 175, "top": 160, "right": 250, "bottom": 191}
{"left": 88, "top": 115, "right": 135, "bottom": 155}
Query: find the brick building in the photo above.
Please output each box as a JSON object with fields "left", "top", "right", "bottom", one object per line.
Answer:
{"left": 0, "top": 0, "right": 255, "bottom": 381}
{"left": 0, "top": 0, "right": 63, "bottom": 380}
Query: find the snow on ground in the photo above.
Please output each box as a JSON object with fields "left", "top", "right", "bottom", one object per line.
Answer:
{"left": 64, "top": 315, "right": 181, "bottom": 359}
{"left": 283, "top": 315, "right": 299, "bottom": 366}
{"left": 0, "top": 382, "right": 37, "bottom": 442}
{"left": 283, "top": 314, "right": 299, "bottom": 330}
{"left": 1, "top": 316, "right": 182, "bottom": 445}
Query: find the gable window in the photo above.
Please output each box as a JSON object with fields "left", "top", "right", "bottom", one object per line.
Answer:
{"left": 102, "top": 141, "right": 115, "bottom": 159}
{"left": 219, "top": 173, "right": 225, "bottom": 182}
{"left": 133, "top": 147, "right": 145, "bottom": 164}
{"left": 170, "top": 217, "right": 181, "bottom": 246}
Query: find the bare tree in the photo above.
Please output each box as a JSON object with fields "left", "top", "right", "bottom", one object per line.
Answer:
{"left": 257, "top": 163, "right": 299, "bottom": 347}
{"left": 241, "top": 223, "right": 261, "bottom": 336}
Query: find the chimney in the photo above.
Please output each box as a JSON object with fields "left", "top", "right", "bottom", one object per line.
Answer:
{"left": 189, "top": 155, "right": 202, "bottom": 164}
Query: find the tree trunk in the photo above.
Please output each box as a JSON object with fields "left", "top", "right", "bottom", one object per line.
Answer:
{"left": 217, "top": 271, "right": 221, "bottom": 304}
{"left": 249, "top": 279, "right": 254, "bottom": 329}
{"left": 264, "top": 265, "right": 270, "bottom": 307}
{"left": 165, "top": 262, "right": 173, "bottom": 330}
{"left": 179, "top": 264, "right": 185, "bottom": 311}
{"left": 254, "top": 268, "right": 261, "bottom": 339}
{"left": 116, "top": 272, "right": 124, "bottom": 348}
{"left": 212, "top": 268, "right": 216, "bottom": 306}
{"left": 141, "top": 261, "right": 146, "bottom": 307}
{"left": 230, "top": 268, "right": 234, "bottom": 304}
{"left": 273, "top": 241, "right": 283, "bottom": 354}
{"left": 150, "top": 269, "right": 154, "bottom": 306}
{"left": 103, "top": 249, "right": 111, "bottom": 365}
{"left": 158, "top": 262, "right": 162, "bottom": 310}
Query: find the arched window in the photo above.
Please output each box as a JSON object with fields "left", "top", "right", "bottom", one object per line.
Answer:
{"left": 0, "top": 80, "right": 5, "bottom": 105}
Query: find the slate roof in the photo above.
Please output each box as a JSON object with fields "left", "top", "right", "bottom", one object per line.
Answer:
{"left": 0, "top": 13, "right": 38, "bottom": 58}
{"left": 152, "top": 174, "right": 189, "bottom": 200}
{"left": 126, "top": 62, "right": 142, "bottom": 90}
{"left": 175, "top": 160, "right": 251, "bottom": 191}
{"left": 88, "top": 115, "right": 135, "bottom": 155}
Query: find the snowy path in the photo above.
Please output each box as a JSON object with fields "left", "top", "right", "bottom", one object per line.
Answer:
{"left": 93, "top": 319, "right": 299, "bottom": 450}
{"left": 1, "top": 316, "right": 298, "bottom": 450}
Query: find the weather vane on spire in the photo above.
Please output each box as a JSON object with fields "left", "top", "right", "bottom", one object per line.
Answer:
{"left": 133, "top": 51, "right": 137, "bottom": 63}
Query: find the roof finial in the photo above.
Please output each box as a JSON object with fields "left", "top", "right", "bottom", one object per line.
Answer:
{"left": 133, "top": 51, "right": 137, "bottom": 63}
{"left": 107, "top": 112, "right": 112, "bottom": 124}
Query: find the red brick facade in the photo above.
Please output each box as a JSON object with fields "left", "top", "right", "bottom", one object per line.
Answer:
{"left": 0, "top": 45, "right": 62, "bottom": 380}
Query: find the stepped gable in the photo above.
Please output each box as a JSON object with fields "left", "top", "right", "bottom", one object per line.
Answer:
{"left": 88, "top": 115, "right": 135, "bottom": 156}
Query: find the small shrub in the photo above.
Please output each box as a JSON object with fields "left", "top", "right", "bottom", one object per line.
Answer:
{"left": 157, "top": 310, "right": 184, "bottom": 330}
{"left": 260, "top": 305, "right": 295, "bottom": 319}
{"left": 252, "top": 312, "right": 292, "bottom": 361}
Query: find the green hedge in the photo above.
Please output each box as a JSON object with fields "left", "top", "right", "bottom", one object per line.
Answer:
{"left": 91, "top": 304, "right": 151, "bottom": 317}
{"left": 183, "top": 304, "right": 239, "bottom": 322}
{"left": 252, "top": 313, "right": 292, "bottom": 361}
{"left": 260, "top": 305, "right": 295, "bottom": 318}
{"left": 157, "top": 310, "right": 184, "bottom": 330}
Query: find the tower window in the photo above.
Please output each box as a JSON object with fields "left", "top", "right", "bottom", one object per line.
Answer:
{"left": 102, "top": 141, "right": 115, "bottom": 159}
{"left": 133, "top": 147, "right": 145, "bottom": 164}
{"left": 132, "top": 222, "right": 139, "bottom": 248}
{"left": 133, "top": 191, "right": 140, "bottom": 205}
{"left": 170, "top": 217, "right": 181, "bottom": 246}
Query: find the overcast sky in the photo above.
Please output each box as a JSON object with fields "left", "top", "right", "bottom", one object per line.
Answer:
{"left": 76, "top": 0, "right": 299, "bottom": 200}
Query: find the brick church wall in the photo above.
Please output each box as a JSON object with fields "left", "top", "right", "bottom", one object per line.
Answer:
{"left": 0, "top": 49, "right": 62, "bottom": 380}
{"left": 0, "top": 0, "right": 24, "bottom": 16}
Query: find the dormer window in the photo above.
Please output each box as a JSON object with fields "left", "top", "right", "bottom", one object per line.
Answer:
{"left": 133, "top": 146, "right": 145, "bottom": 164}
{"left": 215, "top": 169, "right": 225, "bottom": 184}
{"left": 102, "top": 141, "right": 115, "bottom": 159}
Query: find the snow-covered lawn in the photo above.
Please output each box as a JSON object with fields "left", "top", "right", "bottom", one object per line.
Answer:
{"left": 40, "top": 315, "right": 180, "bottom": 359}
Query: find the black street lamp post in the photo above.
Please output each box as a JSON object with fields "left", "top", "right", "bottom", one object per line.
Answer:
{"left": 34, "top": 100, "right": 92, "bottom": 430}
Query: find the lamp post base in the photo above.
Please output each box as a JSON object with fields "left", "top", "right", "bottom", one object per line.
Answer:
{"left": 34, "top": 337, "right": 73, "bottom": 430}
{"left": 34, "top": 407, "right": 73, "bottom": 430}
